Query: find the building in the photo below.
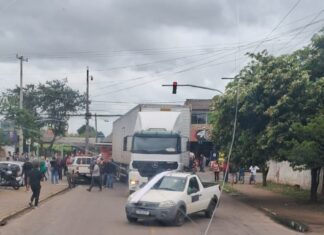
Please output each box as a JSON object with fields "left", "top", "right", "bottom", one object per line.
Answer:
{"left": 185, "top": 99, "right": 214, "bottom": 159}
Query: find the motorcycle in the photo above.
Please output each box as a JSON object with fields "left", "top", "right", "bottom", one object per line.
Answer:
{"left": 0, "top": 167, "right": 21, "bottom": 190}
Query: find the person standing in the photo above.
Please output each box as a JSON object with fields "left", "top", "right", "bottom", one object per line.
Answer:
{"left": 238, "top": 166, "right": 245, "bottom": 184}
{"left": 28, "top": 162, "right": 43, "bottom": 208}
{"left": 45, "top": 158, "right": 51, "bottom": 179}
{"left": 87, "top": 159, "right": 102, "bottom": 192}
{"left": 222, "top": 160, "right": 229, "bottom": 183}
{"left": 40, "top": 159, "right": 47, "bottom": 181}
{"left": 189, "top": 152, "right": 195, "bottom": 172}
{"left": 22, "top": 160, "right": 33, "bottom": 191}
{"left": 50, "top": 157, "right": 59, "bottom": 184}
{"left": 249, "top": 165, "right": 260, "bottom": 184}
{"left": 200, "top": 154, "right": 206, "bottom": 172}
{"left": 210, "top": 160, "right": 220, "bottom": 182}
{"left": 106, "top": 158, "right": 116, "bottom": 188}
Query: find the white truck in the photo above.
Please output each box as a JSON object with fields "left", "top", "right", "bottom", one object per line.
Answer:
{"left": 112, "top": 104, "right": 190, "bottom": 193}
{"left": 125, "top": 172, "right": 221, "bottom": 226}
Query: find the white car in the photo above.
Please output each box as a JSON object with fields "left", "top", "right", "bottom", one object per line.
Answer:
{"left": 67, "top": 156, "right": 94, "bottom": 178}
{"left": 125, "top": 172, "right": 221, "bottom": 226}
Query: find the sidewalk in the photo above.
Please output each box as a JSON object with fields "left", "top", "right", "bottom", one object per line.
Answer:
{"left": 197, "top": 171, "right": 324, "bottom": 234}
{"left": 0, "top": 179, "right": 68, "bottom": 223}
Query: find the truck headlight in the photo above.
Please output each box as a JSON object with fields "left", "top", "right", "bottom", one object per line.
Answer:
{"left": 130, "top": 179, "right": 139, "bottom": 186}
{"left": 159, "top": 200, "right": 176, "bottom": 208}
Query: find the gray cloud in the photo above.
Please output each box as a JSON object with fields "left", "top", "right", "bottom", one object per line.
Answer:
{"left": 0, "top": 0, "right": 323, "bottom": 134}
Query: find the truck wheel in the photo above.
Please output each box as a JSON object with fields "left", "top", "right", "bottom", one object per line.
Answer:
{"left": 126, "top": 215, "right": 138, "bottom": 223}
{"left": 173, "top": 206, "right": 186, "bottom": 226}
{"left": 205, "top": 199, "right": 217, "bottom": 218}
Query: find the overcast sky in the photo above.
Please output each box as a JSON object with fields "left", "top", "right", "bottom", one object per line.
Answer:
{"left": 0, "top": 0, "right": 323, "bottom": 135}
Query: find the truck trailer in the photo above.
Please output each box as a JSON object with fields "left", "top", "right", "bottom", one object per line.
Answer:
{"left": 112, "top": 104, "right": 190, "bottom": 193}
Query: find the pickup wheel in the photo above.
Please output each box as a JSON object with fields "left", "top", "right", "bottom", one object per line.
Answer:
{"left": 173, "top": 206, "right": 186, "bottom": 226}
{"left": 126, "top": 215, "right": 138, "bottom": 223}
{"left": 205, "top": 198, "right": 217, "bottom": 218}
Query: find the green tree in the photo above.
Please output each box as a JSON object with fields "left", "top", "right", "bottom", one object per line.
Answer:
{"left": 282, "top": 115, "right": 324, "bottom": 201}
{"left": 77, "top": 124, "right": 96, "bottom": 137}
{"left": 211, "top": 30, "right": 324, "bottom": 201}
{"left": 0, "top": 79, "right": 85, "bottom": 153}
{"left": 0, "top": 86, "right": 40, "bottom": 150}
{"left": 37, "top": 79, "right": 85, "bottom": 151}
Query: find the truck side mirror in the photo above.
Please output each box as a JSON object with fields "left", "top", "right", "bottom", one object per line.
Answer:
{"left": 181, "top": 137, "right": 189, "bottom": 152}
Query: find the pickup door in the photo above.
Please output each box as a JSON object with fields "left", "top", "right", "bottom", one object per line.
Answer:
{"left": 185, "top": 175, "right": 210, "bottom": 214}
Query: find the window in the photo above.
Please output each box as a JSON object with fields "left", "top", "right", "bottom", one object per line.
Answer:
{"left": 153, "top": 176, "right": 187, "bottom": 192}
{"left": 191, "top": 112, "right": 208, "bottom": 124}
{"left": 132, "top": 136, "right": 179, "bottom": 154}
{"left": 188, "top": 177, "right": 200, "bottom": 194}
{"left": 123, "top": 136, "right": 127, "bottom": 151}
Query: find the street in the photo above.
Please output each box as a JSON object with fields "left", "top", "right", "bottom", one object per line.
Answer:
{"left": 0, "top": 183, "right": 301, "bottom": 235}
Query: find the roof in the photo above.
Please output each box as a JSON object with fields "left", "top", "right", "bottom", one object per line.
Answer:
{"left": 184, "top": 99, "right": 212, "bottom": 111}
{"left": 41, "top": 136, "right": 97, "bottom": 146}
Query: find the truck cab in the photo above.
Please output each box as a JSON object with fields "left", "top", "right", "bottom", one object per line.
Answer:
{"left": 128, "top": 130, "right": 188, "bottom": 192}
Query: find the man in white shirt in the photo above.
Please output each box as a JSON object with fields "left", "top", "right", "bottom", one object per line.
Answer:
{"left": 249, "top": 165, "right": 259, "bottom": 184}
{"left": 87, "top": 159, "right": 102, "bottom": 192}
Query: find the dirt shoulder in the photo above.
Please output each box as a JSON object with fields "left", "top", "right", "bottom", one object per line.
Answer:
{"left": 229, "top": 183, "right": 324, "bottom": 234}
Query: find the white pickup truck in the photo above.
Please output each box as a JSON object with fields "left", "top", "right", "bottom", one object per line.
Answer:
{"left": 67, "top": 156, "right": 94, "bottom": 179}
{"left": 125, "top": 172, "right": 221, "bottom": 226}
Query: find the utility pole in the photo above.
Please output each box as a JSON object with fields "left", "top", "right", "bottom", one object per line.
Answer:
{"left": 95, "top": 113, "right": 98, "bottom": 144}
{"left": 85, "top": 67, "right": 90, "bottom": 155}
{"left": 16, "top": 54, "right": 28, "bottom": 156}
{"left": 95, "top": 113, "right": 98, "bottom": 153}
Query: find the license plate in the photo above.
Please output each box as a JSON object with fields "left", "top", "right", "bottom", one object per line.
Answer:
{"left": 136, "top": 209, "right": 150, "bottom": 215}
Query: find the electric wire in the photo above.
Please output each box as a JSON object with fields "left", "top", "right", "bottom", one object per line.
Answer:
{"left": 253, "top": 0, "right": 302, "bottom": 53}
{"left": 277, "top": 10, "right": 324, "bottom": 53}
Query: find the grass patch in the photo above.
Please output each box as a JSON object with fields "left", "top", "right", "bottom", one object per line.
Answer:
{"left": 257, "top": 182, "right": 309, "bottom": 201}
{"left": 222, "top": 183, "right": 240, "bottom": 194}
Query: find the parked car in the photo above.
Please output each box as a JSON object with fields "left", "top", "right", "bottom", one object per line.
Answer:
{"left": 67, "top": 156, "right": 94, "bottom": 180}
{"left": 125, "top": 172, "right": 221, "bottom": 226}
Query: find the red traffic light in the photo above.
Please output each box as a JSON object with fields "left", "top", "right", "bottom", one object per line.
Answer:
{"left": 172, "top": 81, "right": 177, "bottom": 94}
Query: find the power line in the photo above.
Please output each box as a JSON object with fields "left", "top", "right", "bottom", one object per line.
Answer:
{"left": 278, "top": 10, "right": 324, "bottom": 52}
{"left": 253, "top": 0, "right": 302, "bottom": 53}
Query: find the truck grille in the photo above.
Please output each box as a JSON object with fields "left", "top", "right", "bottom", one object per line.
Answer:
{"left": 132, "top": 161, "right": 178, "bottom": 178}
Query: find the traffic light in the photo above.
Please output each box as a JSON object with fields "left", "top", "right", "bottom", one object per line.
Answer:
{"left": 172, "top": 81, "right": 177, "bottom": 94}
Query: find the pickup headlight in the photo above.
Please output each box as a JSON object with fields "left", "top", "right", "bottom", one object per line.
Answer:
{"left": 159, "top": 200, "right": 176, "bottom": 208}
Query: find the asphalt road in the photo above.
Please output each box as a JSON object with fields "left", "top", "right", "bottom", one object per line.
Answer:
{"left": 0, "top": 183, "right": 301, "bottom": 235}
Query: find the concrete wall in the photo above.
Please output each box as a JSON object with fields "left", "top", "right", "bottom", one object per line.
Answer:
{"left": 267, "top": 160, "right": 323, "bottom": 193}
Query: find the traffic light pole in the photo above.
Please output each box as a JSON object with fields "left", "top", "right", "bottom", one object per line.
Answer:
{"left": 162, "top": 83, "right": 224, "bottom": 95}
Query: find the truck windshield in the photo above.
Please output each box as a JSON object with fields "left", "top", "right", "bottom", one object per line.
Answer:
{"left": 132, "top": 136, "right": 180, "bottom": 154}
{"left": 153, "top": 176, "right": 187, "bottom": 192}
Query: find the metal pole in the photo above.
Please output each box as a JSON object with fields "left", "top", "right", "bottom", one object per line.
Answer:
{"left": 16, "top": 54, "right": 28, "bottom": 156}
{"left": 162, "top": 84, "right": 224, "bottom": 95}
{"left": 85, "top": 67, "right": 90, "bottom": 155}
{"left": 95, "top": 113, "right": 98, "bottom": 153}
{"left": 95, "top": 113, "right": 98, "bottom": 144}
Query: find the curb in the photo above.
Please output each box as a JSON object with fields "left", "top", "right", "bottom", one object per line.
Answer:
{"left": 0, "top": 186, "right": 70, "bottom": 226}
{"left": 260, "top": 207, "right": 309, "bottom": 233}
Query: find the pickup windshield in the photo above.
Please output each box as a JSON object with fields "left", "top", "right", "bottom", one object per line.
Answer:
{"left": 132, "top": 135, "right": 180, "bottom": 154}
{"left": 153, "top": 176, "right": 187, "bottom": 192}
